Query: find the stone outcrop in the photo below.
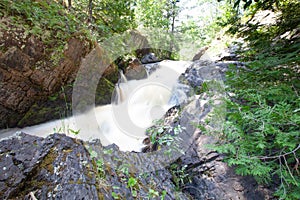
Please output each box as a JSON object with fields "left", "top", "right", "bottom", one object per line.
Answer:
{"left": 124, "top": 58, "right": 147, "bottom": 80}
{"left": 141, "top": 53, "right": 159, "bottom": 64}
{"left": 192, "top": 46, "right": 209, "bottom": 61}
{"left": 0, "top": 23, "right": 93, "bottom": 128}
{"left": 127, "top": 30, "right": 151, "bottom": 59}
{"left": 0, "top": 133, "right": 99, "bottom": 199}
{"left": 0, "top": 22, "right": 119, "bottom": 128}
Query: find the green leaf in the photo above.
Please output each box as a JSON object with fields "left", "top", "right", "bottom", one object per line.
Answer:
{"left": 127, "top": 177, "right": 137, "bottom": 188}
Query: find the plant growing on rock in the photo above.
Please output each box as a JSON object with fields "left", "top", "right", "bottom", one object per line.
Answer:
{"left": 147, "top": 188, "right": 159, "bottom": 199}
{"left": 146, "top": 119, "right": 185, "bottom": 155}
{"left": 169, "top": 163, "right": 190, "bottom": 191}
{"left": 127, "top": 177, "right": 138, "bottom": 197}
{"left": 88, "top": 149, "right": 106, "bottom": 180}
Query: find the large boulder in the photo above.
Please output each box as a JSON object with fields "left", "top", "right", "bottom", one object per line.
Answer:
{"left": 141, "top": 53, "right": 159, "bottom": 64}
{"left": 124, "top": 58, "right": 147, "bottom": 80}
{"left": 127, "top": 30, "right": 151, "bottom": 59}
{"left": 0, "top": 133, "right": 99, "bottom": 199}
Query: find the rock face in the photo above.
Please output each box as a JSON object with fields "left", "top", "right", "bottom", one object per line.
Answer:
{"left": 0, "top": 26, "right": 92, "bottom": 128}
{"left": 0, "top": 24, "right": 118, "bottom": 128}
{"left": 127, "top": 30, "right": 151, "bottom": 59}
{"left": 141, "top": 53, "right": 159, "bottom": 64}
{"left": 0, "top": 133, "right": 99, "bottom": 199}
{"left": 177, "top": 96, "right": 274, "bottom": 200}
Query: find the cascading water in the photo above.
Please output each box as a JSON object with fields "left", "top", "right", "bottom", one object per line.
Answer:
{"left": 0, "top": 61, "right": 191, "bottom": 152}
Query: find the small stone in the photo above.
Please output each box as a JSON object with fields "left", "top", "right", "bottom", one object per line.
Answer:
{"left": 233, "top": 182, "right": 244, "bottom": 191}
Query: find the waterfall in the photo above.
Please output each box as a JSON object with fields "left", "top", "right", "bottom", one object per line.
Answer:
{"left": 0, "top": 61, "right": 192, "bottom": 152}
{"left": 119, "top": 70, "right": 128, "bottom": 83}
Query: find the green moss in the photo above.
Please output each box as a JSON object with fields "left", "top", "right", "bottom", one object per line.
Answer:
{"left": 40, "top": 148, "right": 57, "bottom": 173}
{"left": 7, "top": 147, "right": 58, "bottom": 198}
{"left": 95, "top": 78, "right": 116, "bottom": 105}
{"left": 17, "top": 103, "right": 61, "bottom": 127}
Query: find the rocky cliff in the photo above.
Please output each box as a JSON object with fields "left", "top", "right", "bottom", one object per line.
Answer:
{"left": 0, "top": 16, "right": 122, "bottom": 129}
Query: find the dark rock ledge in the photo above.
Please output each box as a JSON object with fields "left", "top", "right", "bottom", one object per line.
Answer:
{"left": 0, "top": 133, "right": 98, "bottom": 199}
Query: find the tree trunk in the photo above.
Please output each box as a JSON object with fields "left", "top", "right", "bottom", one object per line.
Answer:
{"left": 169, "top": 0, "right": 177, "bottom": 58}
{"left": 68, "top": 0, "right": 72, "bottom": 9}
{"left": 88, "top": 0, "right": 93, "bottom": 23}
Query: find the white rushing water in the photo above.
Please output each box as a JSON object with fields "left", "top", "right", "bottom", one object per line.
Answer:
{"left": 0, "top": 60, "right": 191, "bottom": 152}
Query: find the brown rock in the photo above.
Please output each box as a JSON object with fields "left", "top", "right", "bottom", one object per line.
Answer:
{"left": 0, "top": 36, "right": 93, "bottom": 128}
{"left": 1, "top": 47, "right": 32, "bottom": 72}
{"left": 127, "top": 30, "right": 151, "bottom": 58}
{"left": 30, "top": 69, "right": 50, "bottom": 87}
{"left": 0, "top": 68, "right": 12, "bottom": 81}
{"left": 24, "top": 36, "right": 45, "bottom": 62}
{"left": 192, "top": 46, "right": 209, "bottom": 61}
{"left": 64, "top": 38, "right": 89, "bottom": 63}
{"left": 124, "top": 58, "right": 147, "bottom": 80}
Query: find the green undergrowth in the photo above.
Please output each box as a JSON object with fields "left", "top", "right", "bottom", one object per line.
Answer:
{"left": 201, "top": 1, "right": 300, "bottom": 198}
{"left": 0, "top": 0, "right": 94, "bottom": 66}
{"left": 0, "top": 0, "right": 77, "bottom": 43}
{"left": 204, "top": 33, "right": 300, "bottom": 200}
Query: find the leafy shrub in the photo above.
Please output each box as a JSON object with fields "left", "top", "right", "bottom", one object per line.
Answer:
{"left": 204, "top": 1, "right": 300, "bottom": 198}
{"left": 205, "top": 41, "right": 300, "bottom": 199}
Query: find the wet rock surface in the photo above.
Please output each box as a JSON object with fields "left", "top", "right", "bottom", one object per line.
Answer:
{"left": 192, "top": 46, "right": 209, "bottom": 61}
{"left": 141, "top": 53, "right": 159, "bottom": 64}
{"left": 125, "top": 58, "right": 148, "bottom": 80}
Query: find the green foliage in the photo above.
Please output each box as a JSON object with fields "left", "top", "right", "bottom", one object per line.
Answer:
{"left": 146, "top": 119, "right": 185, "bottom": 155}
{"left": 220, "top": 52, "right": 300, "bottom": 197}
{"left": 204, "top": 3, "right": 300, "bottom": 197}
{"left": 135, "top": 0, "right": 180, "bottom": 59}
{"left": 135, "top": 0, "right": 179, "bottom": 31}
{"left": 118, "top": 163, "right": 130, "bottom": 175}
{"left": 111, "top": 191, "right": 120, "bottom": 199}
{"left": 127, "top": 177, "right": 138, "bottom": 197}
{"left": 0, "top": 0, "right": 138, "bottom": 48}
{"left": 148, "top": 188, "right": 159, "bottom": 198}
{"left": 219, "top": 0, "right": 300, "bottom": 40}
{"left": 96, "top": 158, "right": 105, "bottom": 177}
{"left": 68, "top": 128, "right": 80, "bottom": 135}
{"left": 127, "top": 177, "right": 138, "bottom": 188}
{"left": 88, "top": 149, "right": 106, "bottom": 179}
{"left": 86, "top": 0, "right": 136, "bottom": 36}
{"left": 179, "top": 0, "right": 223, "bottom": 45}
{"left": 0, "top": 0, "right": 79, "bottom": 41}
{"left": 89, "top": 150, "right": 98, "bottom": 159}
{"left": 201, "top": 1, "right": 300, "bottom": 198}
{"left": 169, "top": 163, "right": 190, "bottom": 191}
{"left": 160, "top": 190, "right": 167, "bottom": 200}
{"left": 208, "top": 67, "right": 300, "bottom": 198}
